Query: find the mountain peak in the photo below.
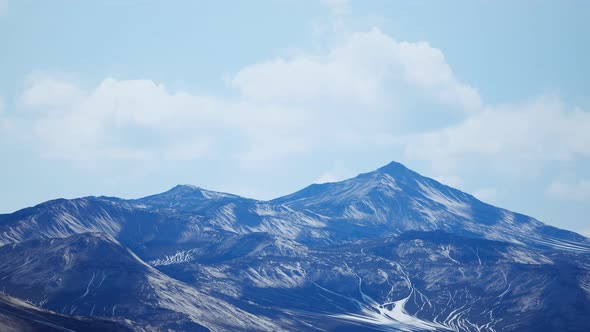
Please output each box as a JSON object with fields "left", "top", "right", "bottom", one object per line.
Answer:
{"left": 164, "top": 184, "right": 236, "bottom": 199}
{"left": 136, "top": 184, "right": 242, "bottom": 211}
{"left": 169, "top": 184, "right": 202, "bottom": 193}
{"left": 374, "top": 160, "right": 414, "bottom": 177}
{"left": 351, "top": 160, "right": 417, "bottom": 186}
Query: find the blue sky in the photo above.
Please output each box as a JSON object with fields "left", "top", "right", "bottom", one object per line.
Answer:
{"left": 1, "top": 1, "right": 589, "bottom": 236}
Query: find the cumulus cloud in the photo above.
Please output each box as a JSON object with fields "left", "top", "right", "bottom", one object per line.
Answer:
{"left": 22, "top": 76, "right": 85, "bottom": 109}
{"left": 19, "top": 77, "right": 222, "bottom": 161}
{"left": 17, "top": 76, "right": 318, "bottom": 164}
{"left": 12, "top": 28, "right": 481, "bottom": 167}
{"left": 8, "top": 26, "right": 588, "bottom": 197}
{"left": 546, "top": 179, "right": 590, "bottom": 202}
{"left": 405, "top": 96, "right": 590, "bottom": 173}
{"left": 313, "top": 165, "right": 355, "bottom": 184}
{"left": 314, "top": 172, "right": 341, "bottom": 184}
{"left": 230, "top": 28, "right": 480, "bottom": 112}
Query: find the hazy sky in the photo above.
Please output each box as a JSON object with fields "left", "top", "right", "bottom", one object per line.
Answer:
{"left": 1, "top": 1, "right": 589, "bottom": 236}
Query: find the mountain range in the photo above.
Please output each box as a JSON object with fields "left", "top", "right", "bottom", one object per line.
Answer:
{"left": 0, "top": 161, "right": 589, "bottom": 331}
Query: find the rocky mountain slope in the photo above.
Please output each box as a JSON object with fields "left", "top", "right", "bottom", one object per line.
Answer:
{"left": 0, "top": 161, "right": 588, "bottom": 331}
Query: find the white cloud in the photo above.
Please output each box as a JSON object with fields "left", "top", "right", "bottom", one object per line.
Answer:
{"left": 314, "top": 172, "right": 341, "bottom": 184}
{"left": 17, "top": 76, "right": 317, "bottom": 164}
{"left": 405, "top": 96, "right": 590, "bottom": 174}
{"left": 19, "top": 77, "right": 224, "bottom": 161}
{"left": 12, "top": 28, "right": 480, "bottom": 168}
{"left": 546, "top": 179, "right": 590, "bottom": 202}
{"left": 313, "top": 166, "right": 354, "bottom": 184}
{"left": 230, "top": 27, "right": 480, "bottom": 112}
{"left": 22, "top": 76, "right": 84, "bottom": 109}
{"left": 11, "top": 26, "right": 587, "bottom": 197}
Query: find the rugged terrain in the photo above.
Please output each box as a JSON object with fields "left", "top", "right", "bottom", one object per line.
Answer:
{"left": 0, "top": 161, "right": 589, "bottom": 331}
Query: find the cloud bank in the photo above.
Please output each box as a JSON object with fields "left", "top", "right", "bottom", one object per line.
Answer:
{"left": 2, "top": 27, "right": 587, "bottom": 195}
{"left": 8, "top": 28, "right": 480, "bottom": 166}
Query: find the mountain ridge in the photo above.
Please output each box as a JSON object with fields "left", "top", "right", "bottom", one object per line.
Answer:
{"left": 0, "top": 160, "right": 589, "bottom": 331}
{"left": 1, "top": 160, "right": 588, "bottom": 250}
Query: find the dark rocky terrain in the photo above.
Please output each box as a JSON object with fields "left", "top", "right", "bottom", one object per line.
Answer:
{"left": 0, "top": 161, "right": 589, "bottom": 331}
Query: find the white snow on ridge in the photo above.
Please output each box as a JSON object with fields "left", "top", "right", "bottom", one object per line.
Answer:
{"left": 284, "top": 172, "right": 402, "bottom": 209}
{"left": 501, "top": 211, "right": 515, "bottom": 225}
{"left": 211, "top": 203, "right": 241, "bottom": 233}
{"left": 200, "top": 189, "right": 234, "bottom": 200}
{"left": 417, "top": 181, "right": 471, "bottom": 220}
{"left": 0, "top": 203, "right": 124, "bottom": 246}
{"left": 328, "top": 264, "right": 451, "bottom": 332}
{"left": 242, "top": 263, "right": 307, "bottom": 289}
{"left": 253, "top": 203, "right": 279, "bottom": 217}
{"left": 146, "top": 273, "right": 281, "bottom": 331}
{"left": 149, "top": 249, "right": 199, "bottom": 266}
{"left": 499, "top": 248, "right": 553, "bottom": 265}
{"left": 527, "top": 236, "right": 590, "bottom": 253}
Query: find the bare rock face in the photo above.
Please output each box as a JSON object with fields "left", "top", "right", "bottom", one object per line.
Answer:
{"left": 0, "top": 161, "right": 589, "bottom": 331}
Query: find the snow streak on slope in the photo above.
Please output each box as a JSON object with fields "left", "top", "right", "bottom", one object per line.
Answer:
{"left": 149, "top": 249, "right": 197, "bottom": 266}
{"left": 0, "top": 233, "right": 282, "bottom": 332}
{"left": 328, "top": 262, "right": 450, "bottom": 332}
{"left": 1, "top": 161, "right": 590, "bottom": 331}
{"left": 0, "top": 199, "right": 124, "bottom": 246}
{"left": 415, "top": 180, "right": 471, "bottom": 220}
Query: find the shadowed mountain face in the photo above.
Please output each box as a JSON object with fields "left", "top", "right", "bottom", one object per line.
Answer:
{"left": 0, "top": 293, "right": 136, "bottom": 332}
{"left": 0, "top": 161, "right": 589, "bottom": 331}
